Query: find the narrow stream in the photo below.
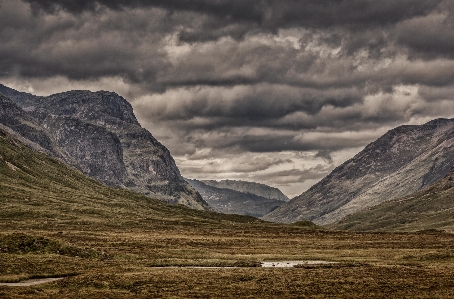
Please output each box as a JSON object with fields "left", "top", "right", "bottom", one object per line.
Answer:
{"left": 0, "top": 277, "right": 64, "bottom": 287}
{"left": 0, "top": 261, "right": 337, "bottom": 287}
{"left": 151, "top": 260, "right": 337, "bottom": 269}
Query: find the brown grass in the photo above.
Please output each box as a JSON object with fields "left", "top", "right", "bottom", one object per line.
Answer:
{"left": 1, "top": 228, "right": 454, "bottom": 298}
{"left": 2, "top": 130, "right": 454, "bottom": 298}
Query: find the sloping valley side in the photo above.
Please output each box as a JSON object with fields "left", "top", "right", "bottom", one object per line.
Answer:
{"left": 263, "top": 119, "right": 454, "bottom": 225}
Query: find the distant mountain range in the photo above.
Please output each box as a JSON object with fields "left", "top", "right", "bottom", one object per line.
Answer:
{"left": 333, "top": 166, "right": 454, "bottom": 232}
{"left": 199, "top": 179, "right": 289, "bottom": 202}
{"left": 186, "top": 178, "right": 287, "bottom": 217}
{"left": 263, "top": 118, "right": 454, "bottom": 225}
{"left": 0, "top": 84, "right": 209, "bottom": 210}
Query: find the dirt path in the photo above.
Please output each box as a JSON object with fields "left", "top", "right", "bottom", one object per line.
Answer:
{"left": 0, "top": 277, "right": 64, "bottom": 287}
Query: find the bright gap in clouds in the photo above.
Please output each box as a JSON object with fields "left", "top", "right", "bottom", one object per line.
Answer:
{"left": 132, "top": 83, "right": 454, "bottom": 198}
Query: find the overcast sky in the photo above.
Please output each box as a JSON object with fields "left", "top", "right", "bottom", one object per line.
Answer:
{"left": 2, "top": 0, "right": 454, "bottom": 197}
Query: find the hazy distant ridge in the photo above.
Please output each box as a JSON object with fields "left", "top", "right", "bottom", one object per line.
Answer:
{"left": 200, "top": 179, "right": 289, "bottom": 202}
{"left": 186, "top": 178, "right": 285, "bottom": 217}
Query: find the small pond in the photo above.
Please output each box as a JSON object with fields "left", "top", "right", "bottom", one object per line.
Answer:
{"left": 261, "top": 261, "right": 336, "bottom": 268}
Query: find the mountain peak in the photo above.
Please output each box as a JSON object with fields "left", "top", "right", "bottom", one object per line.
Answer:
{"left": 28, "top": 89, "right": 141, "bottom": 127}
{"left": 423, "top": 118, "right": 454, "bottom": 127}
{"left": 0, "top": 84, "right": 210, "bottom": 211}
{"left": 0, "top": 84, "right": 35, "bottom": 100}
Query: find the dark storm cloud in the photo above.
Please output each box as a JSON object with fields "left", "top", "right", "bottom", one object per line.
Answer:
{"left": 157, "top": 35, "right": 454, "bottom": 93}
{"left": 228, "top": 133, "right": 376, "bottom": 153}
{"left": 3, "top": 0, "right": 454, "bottom": 194}
{"left": 163, "top": 127, "right": 382, "bottom": 156}
{"left": 418, "top": 84, "right": 454, "bottom": 101}
{"left": 158, "top": 39, "right": 328, "bottom": 88}
{"left": 0, "top": 2, "right": 173, "bottom": 90}
{"left": 23, "top": 0, "right": 443, "bottom": 30}
{"left": 135, "top": 85, "right": 364, "bottom": 124}
{"left": 396, "top": 13, "right": 454, "bottom": 59}
{"left": 2, "top": 0, "right": 452, "bottom": 94}
{"left": 134, "top": 81, "right": 429, "bottom": 139}
{"left": 19, "top": 0, "right": 446, "bottom": 49}
{"left": 183, "top": 155, "right": 292, "bottom": 174}
{"left": 315, "top": 150, "right": 333, "bottom": 164}
{"left": 22, "top": 0, "right": 454, "bottom": 76}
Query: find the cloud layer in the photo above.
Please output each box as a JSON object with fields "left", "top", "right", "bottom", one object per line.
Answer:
{"left": 2, "top": 0, "right": 454, "bottom": 197}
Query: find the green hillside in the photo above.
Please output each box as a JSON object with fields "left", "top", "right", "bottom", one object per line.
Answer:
{"left": 0, "top": 128, "right": 264, "bottom": 232}
{"left": 333, "top": 167, "right": 454, "bottom": 232}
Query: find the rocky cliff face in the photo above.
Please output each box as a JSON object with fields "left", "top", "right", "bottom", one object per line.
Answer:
{"left": 263, "top": 118, "right": 454, "bottom": 225}
{"left": 41, "top": 115, "right": 128, "bottom": 187}
{"left": 0, "top": 93, "right": 54, "bottom": 153}
{"left": 0, "top": 84, "right": 209, "bottom": 210}
{"left": 186, "top": 178, "right": 285, "bottom": 217}
{"left": 200, "top": 179, "right": 289, "bottom": 202}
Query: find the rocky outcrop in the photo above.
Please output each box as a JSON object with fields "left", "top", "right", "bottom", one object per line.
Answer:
{"left": 0, "top": 84, "right": 209, "bottom": 210}
{"left": 263, "top": 118, "right": 454, "bottom": 225}
{"left": 41, "top": 115, "right": 128, "bottom": 186}
{"left": 186, "top": 178, "right": 285, "bottom": 217}
{"left": 200, "top": 179, "right": 289, "bottom": 202}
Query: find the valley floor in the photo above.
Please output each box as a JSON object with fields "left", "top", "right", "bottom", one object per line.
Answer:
{"left": 2, "top": 115, "right": 454, "bottom": 297}
{"left": 1, "top": 226, "right": 454, "bottom": 298}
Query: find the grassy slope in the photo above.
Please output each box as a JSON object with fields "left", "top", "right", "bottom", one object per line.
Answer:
{"left": 0, "top": 128, "right": 267, "bottom": 232}
{"left": 2, "top": 129, "right": 454, "bottom": 298}
{"left": 333, "top": 167, "right": 454, "bottom": 232}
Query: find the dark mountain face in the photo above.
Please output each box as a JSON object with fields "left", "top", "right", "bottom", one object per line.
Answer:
{"left": 333, "top": 167, "right": 454, "bottom": 232}
{"left": 0, "top": 94, "right": 54, "bottom": 153}
{"left": 199, "top": 179, "right": 289, "bottom": 202}
{"left": 263, "top": 118, "right": 454, "bottom": 225}
{"left": 186, "top": 178, "right": 285, "bottom": 217}
{"left": 0, "top": 84, "right": 209, "bottom": 210}
{"left": 0, "top": 94, "right": 83, "bottom": 169}
{"left": 41, "top": 115, "right": 128, "bottom": 186}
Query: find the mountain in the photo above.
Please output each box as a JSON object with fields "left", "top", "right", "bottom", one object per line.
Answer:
{"left": 0, "top": 93, "right": 85, "bottom": 169}
{"left": 0, "top": 84, "right": 209, "bottom": 210}
{"left": 333, "top": 166, "right": 454, "bottom": 232}
{"left": 0, "top": 93, "right": 56, "bottom": 155}
{"left": 263, "top": 118, "right": 454, "bottom": 225}
{"left": 199, "top": 179, "right": 289, "bottom": 202}
{"left": 186, "top": 178, "right": 285, "bottom": 217}
{"left": 0, "top": 128, "right": 262, "bottom": 231}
